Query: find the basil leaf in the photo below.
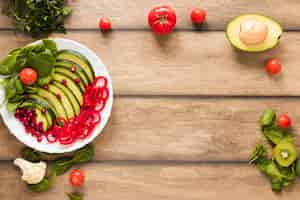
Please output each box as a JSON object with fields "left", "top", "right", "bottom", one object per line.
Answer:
{"left": 67, "top": 193, "right": 83, "bottom": 200}
{"left": 72, "top": 144, "right": 94, "bottom": 163}
{"left": 27, "top": 50, "right": 55, "bottom": 77}
{"left": 43, "top": 39, "right": 57, "bottom": 55}
{"left": 263, "top": 127, "right": 292, "bottom": 145}
{"left": 0, "top": 53, "right": 18, "bottom": 75}
{"left": 21, "top": 147, "right": 42, "bottom": 162}
{"left": 28, "top": 177, "right": 51, "bottom": 192}
{"left": 260, "top": 109, "right": 276, "bottom": 127}
{"left": 52, "top": 158, "right": 73, "bottom": 176}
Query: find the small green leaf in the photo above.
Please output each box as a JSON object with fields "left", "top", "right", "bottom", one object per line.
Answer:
{"left": 43, "top": 39, "right": 57, "bottom": 55}
{"left": 295, "top": 159, "right": 300, "bottom": 176}
{"left": 27, "top": 50, "right": 55, "bottom": 77}
{"left": 0, "top": 53, "right": 18, "bottom": 75}
{"left": 67, "top": 192, "right": 83, "bottom": 200}
{"left": 21, "top": 147, "right": 42, "bottom": 162}
{"left": 28, "top": 177, "right": 51, "bottom": 192}
{"left": 72, "top": 144, "right": 94, "bottom": 163}
{"left": 260, "top": 109, "right": 276, "bottom": 127}
{"left": 52, "top": 157, "right": 73, "bottom": 176}
{"left": 263, "top": 127, "right": 292, "bottom": 145}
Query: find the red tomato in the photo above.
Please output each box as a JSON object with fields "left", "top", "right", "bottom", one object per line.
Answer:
{"left": 99, "top": 17, "right": 111, "bottom": 31}
{"left": 266, "top": 59, "right": 282, "bottom": 75}
{"left": 191, "top": 8, "right": 206, "bottom": 24}
{"left": 19, "top": 67, "right": 38, "bottom": 86}
{"left": 70, "top": 169, "right": 85, "bottom": 186}
{"left": 148, "top": 5, "right": 177, "bottom": 35}
{"left": 277, "top": 114, "right": 292, "bottom": 129}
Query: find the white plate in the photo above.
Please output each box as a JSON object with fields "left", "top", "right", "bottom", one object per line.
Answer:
{"left": 0, "top": 38, "right": 113, "bottom": 153}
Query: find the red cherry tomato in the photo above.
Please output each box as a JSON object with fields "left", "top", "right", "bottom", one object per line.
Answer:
{"left": 19, "top": 67, "right": 38, "bottom": 86}
{"left": 277, "top": 114, "right": 292, "bottom": 129}
{"left": 191, "top": 8, "right": 206, "bottom": 24}
{"left": 99, "top": 17, "right": 111, "bottom": 32}
{"left": 70, "top": 169, "right": 85, "bottom": 186}
{"left": 148, "top": 5, "right": 177, "bottom": 35}
{"left": 266, "top": 59, "right": 282, "bottom": 75}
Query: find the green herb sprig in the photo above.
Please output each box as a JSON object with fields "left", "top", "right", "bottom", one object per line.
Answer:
{"left": 3, "top": 0, "right": 72, "bottom": 37}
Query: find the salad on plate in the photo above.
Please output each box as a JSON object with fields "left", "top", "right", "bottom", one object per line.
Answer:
{"left": 0, "top": 39, "right": 112, "bottom": 151}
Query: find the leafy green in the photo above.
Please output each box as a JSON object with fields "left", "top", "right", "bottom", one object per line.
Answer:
{"left": 52, "top": 144, "right": 94, "bottom": 176}
{"left": 0, "top": 53, "right": 18, "bottom": 75}
{"left": 27, "top": 49, "right": 56, "bottom": 77}
{"left": 28, "top": 177, "right": 51, "bottom": 192}
{"left": 250, "top": 109, "right": 300, "bottom": 192}
{"left": 260, "top": 109, "right": 276, "bottom": 127}
{"left": 263, "top": 126, "right": 292, "bottom": 145}
{"left": 67, "top": 193, "right": 83, "bottom": 200}
{"left": 21, "top": 147, "right": 43, "bottom": 162}
{"left": 3, "top": 0, "right": 72, "bottom": 37}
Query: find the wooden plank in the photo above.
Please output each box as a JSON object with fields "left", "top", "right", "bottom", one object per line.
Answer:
{"left": 2, "top": 162, "right": 300, "bottom": 200}
{"left": 2, "top": 97, "right": 300, "bottom": 161}
{"left": 0, "top": 31, "right": 300, "bottom": 96}
{"left": 1, "top": 0, "right": 300, "bottom": 30}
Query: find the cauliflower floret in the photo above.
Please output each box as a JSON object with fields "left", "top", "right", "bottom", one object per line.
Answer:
{"left": 14, "top": 158, "right": 47, "bottom": 184}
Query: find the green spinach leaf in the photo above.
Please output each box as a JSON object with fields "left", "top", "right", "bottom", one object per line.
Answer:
{"left": 67, "top": 193, "right": 83, "bottom": 200}
{"left": 28, "top": 177, "right": 51, "bottom": 192}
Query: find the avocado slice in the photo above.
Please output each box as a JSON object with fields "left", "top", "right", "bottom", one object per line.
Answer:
{"left": 54, "top": 67, "right": 85, "bottom": 92}
{"left": 26, "top": 94, "right": 57, "bottom": 118}
{"left": 226, "top": 14, "right": 282, "bottom": 52}
{"left": 55, "top": 60, "right": 90, "bottom": 86}
{"left": 35, "top": 107, "right": 49, "bottom": 132}
{"left": 52, "top": 81, "right": 81, "bottom": 116}
{"left": 57, "top": 50, "right": 95, "bottom": 82}
{"left": 53, "top": 73, "right": 83, "bottom": 106}
{"left": 48, "top": 84, "right": 75, "bottom": 119}
{"left": 37, "top": 88, "right": 68, "bottom": 119}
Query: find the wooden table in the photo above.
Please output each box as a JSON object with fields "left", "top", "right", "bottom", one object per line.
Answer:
{"left": 2, "top": 0, "right": 300, "bottom": 199}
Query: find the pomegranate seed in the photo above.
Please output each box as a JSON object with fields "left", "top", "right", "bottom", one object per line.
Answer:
{"left": 56, "top": 93, "right": 62, "bottom": 100}
{"left": 62, "top": 79, "right": 67, "bottom": 86}
{"left": 75, "top": 78, "right": 81, "bottom": 85}
{"left": 43, "top": 85, "right": 49, "bottom": 90}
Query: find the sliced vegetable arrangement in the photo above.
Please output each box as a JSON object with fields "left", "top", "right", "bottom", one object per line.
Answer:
{"left": 3, "top": 0, "right": 71, "bottom": 37}
{"left": 250, "top": 109, "right": 300, "bottom": 192}
{"left": 0, "top": 39, "right": 110, "bottom": 145}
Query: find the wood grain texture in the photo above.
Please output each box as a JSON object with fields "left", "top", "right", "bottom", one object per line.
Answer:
{"left": 2, "top": 97, "right": 300, "bottom": 161}
{"left": 2, "top": 162, "right": 300, "bottom": 200}
{"left": 1, "top": 0, "right": 300, "bottom": 30}
{"left": 1, "top": 31, "right": 300, "bottom": 96}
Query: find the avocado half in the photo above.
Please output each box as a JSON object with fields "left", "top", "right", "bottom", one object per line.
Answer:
{"left": 226, "top": 14, "right": 282, "bottom": 52}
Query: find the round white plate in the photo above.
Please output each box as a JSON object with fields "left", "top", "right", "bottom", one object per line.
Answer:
{"left": 0, "top": 38, "right": 113, "bottom": 153}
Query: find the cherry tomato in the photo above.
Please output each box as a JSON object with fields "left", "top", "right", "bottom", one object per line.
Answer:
{"left": 266, "top": 59, "right": 282, "bottom": 75}
{"left": 19, "top": 67, "right": 38, "bottom": 86}
{"left": 277, "top": 114, "right": 292, "bottom": 129}
{"left": 70, "top": 169, "right": 85, "bottom": 186}
{"left": 99, "top": 17, "right": 111, "bottom": 32}
{"left": 191, "top": 8, "right": 206, "bottom": 24}
{"left": 148, "top": 5, "right": 177, "bottom": 35}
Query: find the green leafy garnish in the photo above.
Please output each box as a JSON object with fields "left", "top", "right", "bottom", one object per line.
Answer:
{"left": 250, "top": 109, "right": 300, "bottom": 192}
{"left": 67, "top": 192, "right": 83, "bottom": 200}
{"left": 21, "top": 147, "right": 43, "bottom": 162}
{"left": 28, "top": 177, "right": 51, "bottom": 192}
{"left": 260, "top": 109, "right": 276, "bottom": 127}
{"left": 52, "top": 144, "right": 94, "bottom": 176}
{"left": 3, "top": 0, "right": 72, "bottom": 37}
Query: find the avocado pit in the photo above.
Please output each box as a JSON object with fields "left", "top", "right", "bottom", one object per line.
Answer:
{"left": 239, "top": 19, "right": 268, "bottom": 45}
